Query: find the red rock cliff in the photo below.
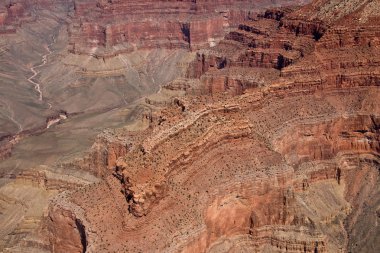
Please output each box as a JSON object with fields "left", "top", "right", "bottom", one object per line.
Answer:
{"left": 69, "top": 0, "right": 311, "bottom": 56}
{"left": 44, "top": 0, "right": 380, "bottom": 252}
{"left": 0, "top": 0, "right": 73, "bottom": 34}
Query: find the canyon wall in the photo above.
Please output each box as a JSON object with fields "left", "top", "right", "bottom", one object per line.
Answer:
{"left": 68, "top": 0, "right": 311, "bottom": 56}
{"left": 0, "top": 0, "right": 379, "bottom": 252}
{"left": 0, "top": 1, "right": 30, "bottom": 34}
{"left": 46, "top": 0, "right": 380, "bottom": 252}
{"left": 0, "top": 0, "right": 73, "bottom": 34}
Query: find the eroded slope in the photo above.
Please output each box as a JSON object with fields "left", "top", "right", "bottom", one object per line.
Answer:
{"left": 47, "top": 0, "right": 380, "bottom": 252}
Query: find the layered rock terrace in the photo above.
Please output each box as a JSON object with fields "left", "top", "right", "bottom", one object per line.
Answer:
{"left": 46, "top": 0, "right": 380, "bottom": 252}
{"left": 69, "top": 0, "right": 310, "bottom": 56}
{"left": 0, "top": 0, "right": 379, "bottom": 252}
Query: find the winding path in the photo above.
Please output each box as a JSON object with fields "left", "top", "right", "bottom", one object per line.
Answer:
{"left": 27, "top": 36, "right": 55, "bottom": 102}
{"left": 25, "top": 35, "right": 67, "bottom": 129}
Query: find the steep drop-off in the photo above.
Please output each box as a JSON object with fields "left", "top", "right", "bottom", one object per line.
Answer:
{"left": 0, "top": 0, "right": 379, "bottom": 252}
{"left": 46, "top": 0, "right": 380, "bottom": 252}
{"left": 69, "top": 0, "right": 310, "bottom": 56}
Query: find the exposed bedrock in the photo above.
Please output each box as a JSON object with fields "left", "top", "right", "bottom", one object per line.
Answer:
{"left": 274, "top": 115, "right": 380, "bottom": 166}
{"left": 0, "top": 0, "right": 73, "bottom": 34}
{"left": 41, "top": 0, "right": 380, "bottom": 252}
{"left": 47, "top": 83, "right": 380, "bottom": 252}
{"left": 68, "top": 0, "right": 311, "bottom": 56}
{"left": 48, "top": 205, "right": 87, "bottom": 253}
{"left": 60, "top": 133, "right": 130, "bottom": 177}
{"left": 187, "top": 1, "right": 380, "bottom": 97}
{"left": 187, "top": 10, "right": 318, "bottom": 80}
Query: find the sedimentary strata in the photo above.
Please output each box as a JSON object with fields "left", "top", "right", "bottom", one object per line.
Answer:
{"left": 46, "top": 0, "right": 380, "bottom": 252}
{"left": 68, "top": 0, "right": 310, "bottom": 56}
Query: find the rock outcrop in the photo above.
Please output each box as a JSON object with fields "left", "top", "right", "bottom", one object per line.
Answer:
{"left": 46, "top": 0, "right": 380, "bottom": 252}
{"left": 68, "top": 0, "right": 311, "bottom": 56}
{"left": 0, "top": 2, "right": 28, "bottom": 34}
{"left": 0, "top": 0, "right": 73, "bottom": 34}
{"left": 0, "top": 0, "right": 379, "bottom": 252}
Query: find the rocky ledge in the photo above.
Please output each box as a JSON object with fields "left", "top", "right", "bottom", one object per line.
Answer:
{"left": 68, "top": 0, "right": 311, "bottom": 56}
{"left": 46, "top": 0, "right": 380, "bottom": 252}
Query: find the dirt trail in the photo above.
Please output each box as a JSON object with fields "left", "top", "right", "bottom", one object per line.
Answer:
{"left": 27, "top": 36, "right": 55, "bottom": 102}
{"left": 26, "top": 36, "right": 67, "bottom": 129}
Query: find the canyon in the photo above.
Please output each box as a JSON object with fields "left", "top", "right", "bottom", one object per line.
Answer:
{"left": 68, "top": 0, "right": 310, "bottom": 56}
{"left": 0, "top": 0, "right": 379, "bottom": 252}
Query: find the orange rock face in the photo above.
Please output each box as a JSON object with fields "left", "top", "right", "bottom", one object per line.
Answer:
{"left": 48, "top": 206, "right": 86, "bottom": 253}
{"left": 68, "top": 0, "right": 311, "bottom": 56}
{"left": 2, "top": 0, "right": 374, "bottom": 252}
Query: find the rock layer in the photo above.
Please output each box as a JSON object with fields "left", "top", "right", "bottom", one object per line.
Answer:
{"left": 0, "top": 0, "right": 73, "bottom": 34}
{"left": 68, "top": 0, "right": 310, "bottom": 56}
{"left": 0, "top": 0, "right": 379, "bottom": 252}
{"left": 47, "top": 0, "right": 380, "bottom": 252}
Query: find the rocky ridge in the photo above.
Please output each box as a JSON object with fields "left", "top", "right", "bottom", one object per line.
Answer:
{"left": 68, "top": 0, "right": 310, "bottom": 56}
{"left": 45, "top": 0, "right": 380, "bottom": 253}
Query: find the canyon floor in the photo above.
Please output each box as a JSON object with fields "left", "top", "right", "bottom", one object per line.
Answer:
{"left": 0, "top": 0, "right": 379, "bottom": 253}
